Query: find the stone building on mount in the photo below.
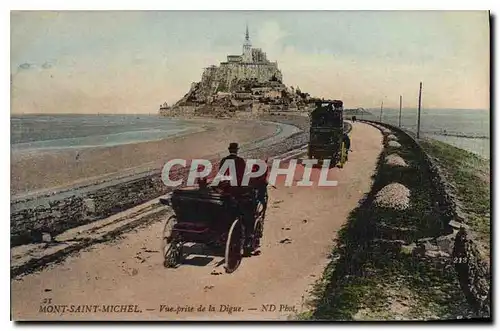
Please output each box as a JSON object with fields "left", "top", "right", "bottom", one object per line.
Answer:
{"left": 182, "top": 26, "right": 284, "bottom": 103}
{"left": 168, "top": 25, "right": 315, "bottom": 115}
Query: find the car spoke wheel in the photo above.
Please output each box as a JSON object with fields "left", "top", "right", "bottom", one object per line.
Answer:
{"left": 162, "top": 215, "right": 181, "bottom": 268}
{"left": 252, "top": 218, "right": 264, "bottom": 251}
{"left": 224, "top": 218, "right": 243, "bottom": 273}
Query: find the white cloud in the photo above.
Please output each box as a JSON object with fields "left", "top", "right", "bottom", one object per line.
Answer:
{"left": 255, "top": 21, "right": 288, "bottom": 53}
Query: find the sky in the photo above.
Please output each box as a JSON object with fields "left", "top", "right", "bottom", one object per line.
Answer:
{"left": 10, "top": 11, "right": 490, "bottom": 114}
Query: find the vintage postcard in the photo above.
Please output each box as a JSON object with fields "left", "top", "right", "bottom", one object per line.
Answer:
{"left": 10, "top": 10, "right": 491, "bottom": 321}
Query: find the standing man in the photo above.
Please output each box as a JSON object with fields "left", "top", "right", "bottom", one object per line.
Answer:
{"left": 343, "top": 132, "right": 351, "bottom": 161}
{"left": 219, "top": 142, "right": 246, "bottom": 187}
{"left": 219, "top": 143, "right": 253, "bottom": 255}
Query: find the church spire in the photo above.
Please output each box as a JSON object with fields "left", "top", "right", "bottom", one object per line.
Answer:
{"left": 242, "top": 24, "right": 252, "bottom": 62}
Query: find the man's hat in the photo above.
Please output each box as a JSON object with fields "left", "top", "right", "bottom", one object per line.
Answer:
{"left": 228, "top": 142, "right": 239, "bottom": 151}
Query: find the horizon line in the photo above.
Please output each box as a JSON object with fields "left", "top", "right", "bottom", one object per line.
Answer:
{"left": 11, "top": 107, "right": 491, "bottom": 116}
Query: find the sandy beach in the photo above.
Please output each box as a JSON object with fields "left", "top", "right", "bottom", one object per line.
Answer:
{"left": 11, "top": 118, "right": 278, "bottom": 197}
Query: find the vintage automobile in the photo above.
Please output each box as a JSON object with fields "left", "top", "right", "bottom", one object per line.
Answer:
{"left": 160, "top": 183, "right": 267, "bottom": 273}
{"left": 308, "top": 100, "right": 348, "bottom": 168}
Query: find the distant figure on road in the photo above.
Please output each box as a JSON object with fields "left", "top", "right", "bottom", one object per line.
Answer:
{"left": 352, "top": 115, "right": 357, "bottom": 122}
{"left": 343, "top": 133, "right": 351, "bottom": 161}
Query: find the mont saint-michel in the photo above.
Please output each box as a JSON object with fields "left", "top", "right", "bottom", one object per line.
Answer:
{"left": 163, "top": 26, "right": 311, "bottom": 116}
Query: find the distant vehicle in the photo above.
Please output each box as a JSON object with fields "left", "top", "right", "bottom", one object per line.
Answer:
{"left": 308, "top": 100, "right": 348, "bottom": 168}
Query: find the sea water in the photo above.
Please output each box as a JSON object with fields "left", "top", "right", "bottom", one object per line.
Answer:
{"left": 11, "top": 110, "right": 491, "bottom": 159}
{"left": 11, "top": 114, "right": 198, "bottom": 152}
{"left": 360, "top": 108, "right": 490, "bottom": 159}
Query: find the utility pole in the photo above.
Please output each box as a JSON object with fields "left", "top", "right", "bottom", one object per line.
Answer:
{"left": 398, "top": 95, "right": 402, "bottom": 128}
{"left": 379, "top": 101, "right": 383, "bottom": 122}
{"left": 417, "top": 82, "right": 422, "bottom": 139}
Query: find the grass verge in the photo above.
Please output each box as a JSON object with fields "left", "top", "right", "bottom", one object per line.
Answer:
{"left": 300, "top": 126, "right": 477, "bottom": 321}
{"left": 419, "top": 139, "right": 490, "bottom": 258}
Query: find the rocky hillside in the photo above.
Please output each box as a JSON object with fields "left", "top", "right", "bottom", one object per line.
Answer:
{"left": 163, "top": 77, "right": 316, "bottom": 117}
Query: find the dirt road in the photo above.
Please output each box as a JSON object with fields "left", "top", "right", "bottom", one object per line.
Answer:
{"left": 11, "top": 122, "right": 383, "bottom": 321}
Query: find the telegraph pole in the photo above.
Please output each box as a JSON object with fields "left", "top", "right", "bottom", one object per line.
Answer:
{"left": 379, "top": 101, "right": 383, "bottom": 122}
{"left": 398, "top": 95, "right": 402, "bottom": 128}
{"left": 417, "top": 82, "right": 422, "bottom": 139}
